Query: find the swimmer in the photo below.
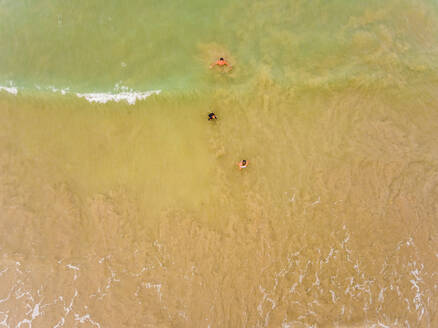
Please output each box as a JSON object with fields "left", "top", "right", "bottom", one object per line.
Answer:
{"left": 209, "top": 57, "right": 232, "bottom": 70}
{"left": 238, "top": 160, "right": 248, "bottom": 170}
{"left": 208, "top": 113, "right": 217, "bottom": 121}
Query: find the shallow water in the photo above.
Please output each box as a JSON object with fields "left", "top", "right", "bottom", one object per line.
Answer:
{"left": 1, "top": 0, "right": 438, "bottom": 327}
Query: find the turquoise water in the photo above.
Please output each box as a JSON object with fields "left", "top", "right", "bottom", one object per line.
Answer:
{"left": 1, "top": 0, "right": 437, "bottom": 93}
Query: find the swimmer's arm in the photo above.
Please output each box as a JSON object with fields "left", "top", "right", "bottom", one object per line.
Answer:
{"left": 223, "top": 61, "right": 232, "bottom": 70}
{"left": 209, "top": 62, "right": 217, "bottom": 69}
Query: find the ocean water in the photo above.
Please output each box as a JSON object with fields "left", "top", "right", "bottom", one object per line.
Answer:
{"left": 0, "top": 0, "right": 438, "bottom": 327}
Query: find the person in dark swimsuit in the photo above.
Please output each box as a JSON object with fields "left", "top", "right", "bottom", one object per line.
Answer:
{"left": 238, "top": 160, "right": 248, "bottom": 170}
{"left": 208, "top": 113, "right": 217, "bottom": 121}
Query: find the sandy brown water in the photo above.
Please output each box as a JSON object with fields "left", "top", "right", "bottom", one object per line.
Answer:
{"left": 1, "top": 0, "right": 438, "bottom": 327}
{"left": 1, "top": 78, "right": 438, "bottom": 327}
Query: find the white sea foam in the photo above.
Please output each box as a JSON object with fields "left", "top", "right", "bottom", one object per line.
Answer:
{"left": 329, "top": 290, "right": 337, "bottom": 303}
{"left": 143, "top": 282, "right": 162, "bottom": 301}
{"left": 289, "top": 283, "right": 298, "bottom": 294}
{"left": 49, "top": 86, "right": 69, "bottom": 95}
{"left": 378, "top": 287, "right": 385, "bottom": 302}
{"left": 0, "top": 268, "right": 8, "bottom": 277}
{"left": 31, "top": 304, "right": 40, "bottom": 320}
{"left": 66, "top": 264, "right": 79, "bottom": 271}
{"left": 0, "top": 86, "right": 18, "bottom": 95}
{"left": 76, "top": 89, "right": 161, "bottom": 105}
{"left": 0, "top": 81, "right": 162, "bottom": 105}
{"left": 53, "top": 317, "right": 65, "bottom": 328}
{"left": 0, "top": 312, "right": 8, "bottom": 328}
{"left": 66, "top": 264, "right": 80, "bottom": 280}
{"left": 74, "top": 313, "right": 101, "bottom": 328}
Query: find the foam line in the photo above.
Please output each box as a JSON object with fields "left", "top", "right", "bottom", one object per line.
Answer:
{"left": 0, "top": 86, "right": 18, "bottom": 95}
{"left": 0, "top": 81, "right": 162, "bottom": 105}
{"left": 76, "top": 90, "right": 161, "bottom": 105}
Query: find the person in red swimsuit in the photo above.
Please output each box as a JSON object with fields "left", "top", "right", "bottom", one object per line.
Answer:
{"left": 209, "top": 57, "right": 232, "bottom": 70}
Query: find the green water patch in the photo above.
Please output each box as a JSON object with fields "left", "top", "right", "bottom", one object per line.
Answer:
{"left": 0, "top": 0, "right": 237, "bottom": 91}
{"left": 2, "top": 0, "right": 438, "bottom": 93}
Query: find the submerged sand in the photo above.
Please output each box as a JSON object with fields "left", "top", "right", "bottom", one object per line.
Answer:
{"left": 0, "top": 79, "right": 437, "bottom": 327}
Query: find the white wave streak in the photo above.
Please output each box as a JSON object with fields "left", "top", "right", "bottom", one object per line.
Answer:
{"left": 0, "top": 81, "right": 162, "bottom": 105}
{"left": 76, "top": 90, "right": 161, "bottom": 105}
{"left": 74, "top": 313, "right": 101, "bottom": 328}
{"left": 0, "top": 86, "right": 18, "bottom": 95}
